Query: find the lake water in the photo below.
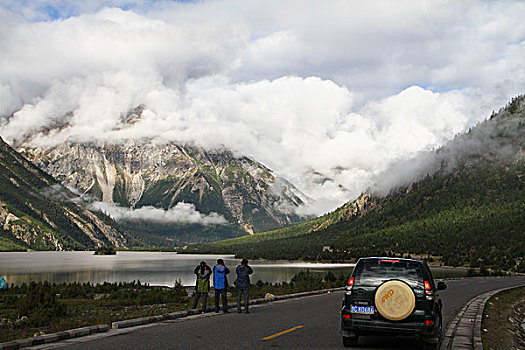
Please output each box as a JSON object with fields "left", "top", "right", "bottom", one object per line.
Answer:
{"left": 0, "top": 251, "right": 355, "bottom": 287}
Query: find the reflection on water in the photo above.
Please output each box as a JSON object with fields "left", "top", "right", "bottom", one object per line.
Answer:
{"left": 0, "top": 251, "right": 355, "bottom": 286}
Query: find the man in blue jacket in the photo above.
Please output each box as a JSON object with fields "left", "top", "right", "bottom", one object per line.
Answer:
{"left": 213, "top": 259, "right": 230, "bottom": 313}
{"left": 236, "top": 259, "right": 253, "bottom": 313}
{"left": 0, "top": 274, "right": 7, "bottom": 292}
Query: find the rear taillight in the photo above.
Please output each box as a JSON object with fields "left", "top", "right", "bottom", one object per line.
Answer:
{"left": 347, "top": 276, "right": 355, "bottom": 287}
{"left": 345, "top": 276, "right": 354, "bottom": 295}
{"left": 380, "top": 259, "right": 399, "bottom": 263}
{"left": 424, "top": 280, "right": 431, "bottom": 290}
{"left": 342, "top": 314, "right": 351, "bottom": 319}
{"left": 424, "top": 280, "right": 434, "bottom": 300}
{"left": 425, "top": 319, "right": 434, "bottom": 326}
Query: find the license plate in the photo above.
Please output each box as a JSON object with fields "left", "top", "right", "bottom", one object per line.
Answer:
{"left": 351, "top": 305, "right": 374, "bottom": 314}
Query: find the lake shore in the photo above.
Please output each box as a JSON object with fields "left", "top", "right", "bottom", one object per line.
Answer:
{"left": 0, "top": 251, "right": 355, "bottom": 287}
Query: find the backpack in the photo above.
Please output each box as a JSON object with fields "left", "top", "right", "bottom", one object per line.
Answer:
{"left": 0, "top": 275, "right": 7, "bottom": 291}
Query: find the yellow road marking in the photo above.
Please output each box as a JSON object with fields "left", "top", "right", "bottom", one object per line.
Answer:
{"left": 262, "top": 325, "right": 304, "bottom": 341}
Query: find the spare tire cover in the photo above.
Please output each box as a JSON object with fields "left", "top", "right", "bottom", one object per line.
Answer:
{"left": 374, "top": 280, "right": 415, "bottom": 321}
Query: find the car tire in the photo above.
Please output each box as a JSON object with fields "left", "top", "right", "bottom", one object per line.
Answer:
{"left": 435, "top": 311, "right": 443, "bottom": 338}
{"left": 374, "top": 280, "right": 415, "bottom": 321}
{"left": 342, "top": 335, "right": 358, "bottom": 347}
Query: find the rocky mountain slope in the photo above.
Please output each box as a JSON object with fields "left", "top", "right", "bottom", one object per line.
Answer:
{"left": 0, "top": 137, "right": 130, "bottom": 251}
{"left": 190, "top": 96, "right": 525, "bottom": 270}
{"left": 19, "top": 139, "right": 309, "bottom": 237}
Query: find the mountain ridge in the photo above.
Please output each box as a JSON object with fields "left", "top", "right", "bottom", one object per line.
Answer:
{"left": 19, "top": 138, "right": 311, "bottom": 242}
{"left": 0, "top": 137, "right": 132, "bottom": 251}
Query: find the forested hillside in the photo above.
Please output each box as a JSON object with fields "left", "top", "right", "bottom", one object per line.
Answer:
{"left": 0, "top": 138, "right": 134, "bottom": 251}
{"left": 188, "top": 96, "right": 525, "bottom": 270}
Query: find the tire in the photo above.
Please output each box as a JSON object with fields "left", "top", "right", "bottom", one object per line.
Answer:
{"left": 374, "top": 280, "right": 415, "bottom": 321}
{"left": 342, "top": 335, "right": 358, "bottom": 347}
{"left": 435, "top": 311, "right": 443, "bottom": 338}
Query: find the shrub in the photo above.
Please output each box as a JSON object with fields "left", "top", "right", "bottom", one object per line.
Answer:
{"left": 17, "top": 282, "right": 66, "bottom": 327}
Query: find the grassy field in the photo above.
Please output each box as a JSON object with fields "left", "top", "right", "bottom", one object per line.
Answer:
{"left": 0, "top": 280, "right": 189, "bottom": 343}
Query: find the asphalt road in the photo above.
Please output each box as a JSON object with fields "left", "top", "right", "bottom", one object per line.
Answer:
{"left": 49, "top": 277, "right": 525, "bottom": 350}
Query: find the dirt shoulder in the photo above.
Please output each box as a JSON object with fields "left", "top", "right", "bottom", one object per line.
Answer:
{"left": 482, "top": 285, "right": 525, "bottom": 350}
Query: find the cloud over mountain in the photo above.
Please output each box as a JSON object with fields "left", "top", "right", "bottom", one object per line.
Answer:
{"left": 93, "top": 201, "right": 228, "bottom": 225}
{"left": 1, "top": 1, "right": 524, "bottom": 214}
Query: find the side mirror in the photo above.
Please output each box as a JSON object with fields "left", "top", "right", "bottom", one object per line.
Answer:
{"left": 437, "top": 281, "right": 447, "bottom": 291}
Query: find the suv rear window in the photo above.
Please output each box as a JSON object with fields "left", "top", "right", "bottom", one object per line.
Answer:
{"left": 353, "top": 259, "right": 424, "bottom": 289}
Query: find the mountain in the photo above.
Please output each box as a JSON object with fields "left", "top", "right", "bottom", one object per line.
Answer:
{"left": 0, "top": 137, "right": 131, "bottom": 251}
{"left": 188, "top": 96, "right": 525, "bottom": 271}
{"left": 18, "top": 137, "right": 310, "bottom": 243}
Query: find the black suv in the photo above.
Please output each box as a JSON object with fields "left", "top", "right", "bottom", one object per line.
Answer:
{"left": 341, "top": 257, "right": 446, "bottom": 349}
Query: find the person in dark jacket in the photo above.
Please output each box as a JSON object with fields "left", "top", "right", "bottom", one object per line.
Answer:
{"left": 192, "top": 261, "right": 211, "bottom": 312}
{"left": 236, "top": 259, "right": 253, "bottom": 313}
{"left": 213, "top": 259, "right": 230, "bottom": 313}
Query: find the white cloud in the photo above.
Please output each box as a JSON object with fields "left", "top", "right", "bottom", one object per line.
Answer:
{"left": 1, "top": 1, "right": 525, "bottom": 215}
{"left": 93, "top": 201, "right": 228, "bottom": 225}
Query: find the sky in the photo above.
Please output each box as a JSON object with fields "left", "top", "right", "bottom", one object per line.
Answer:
{"left": 1, "top": 0, "right": 524, "bottom": 216}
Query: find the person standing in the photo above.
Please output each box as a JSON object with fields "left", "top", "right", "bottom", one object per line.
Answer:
{"left": 236, "top": 259, "right": 253, "bottom": 313}
{"left": 213, "top": 259, "right": 230, "bottom": 313}
{"left": 192, "top": 261, "right": 211, "bottom": 312}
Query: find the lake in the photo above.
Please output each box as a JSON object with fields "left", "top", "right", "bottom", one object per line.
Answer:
{"left": 0, "top": 251, "right": 355, "bottom": 287}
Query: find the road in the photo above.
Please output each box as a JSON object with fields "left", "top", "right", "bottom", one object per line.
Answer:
{"left": 45, "top": 277, "right": 525, "bottom": 350}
